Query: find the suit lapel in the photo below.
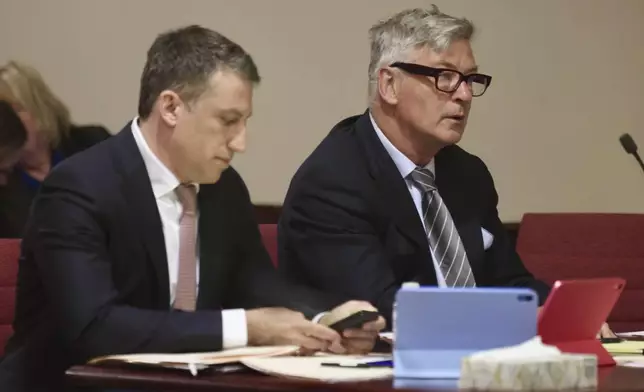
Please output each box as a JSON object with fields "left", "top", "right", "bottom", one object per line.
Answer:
{"left": 195, "top": 184, "right": 227, "bottom": 309}
{"left": 435, "top": 147, "right": 485, "bottom": 271}
{"left": 354, "top": 113, "right": 429, "bottom": 253}
{"left": 112, "top": 125, "right": 170, "bottom": 306}
{"left": 355, "top": 112, "right": 485, "bottom": 281}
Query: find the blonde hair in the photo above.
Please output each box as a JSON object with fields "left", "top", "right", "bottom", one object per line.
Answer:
{"left": 0, "top": 91, "right": 18, "bottom": 108}
{"left": 0, "top": 61, "right": 71, "bottom": 148}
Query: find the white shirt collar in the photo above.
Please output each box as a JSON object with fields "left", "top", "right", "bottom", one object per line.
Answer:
{"left": 369, "top": 112, "right": 435, "bottom": 179}
{"left": 131, "top": 117, "right": 199, "bottom": 199}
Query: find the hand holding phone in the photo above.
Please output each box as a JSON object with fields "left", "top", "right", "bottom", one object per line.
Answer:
{"left": 328, "top": 310, "right": 380, "bottom": 332}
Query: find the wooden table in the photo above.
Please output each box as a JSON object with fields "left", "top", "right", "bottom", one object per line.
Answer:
{"left": 66, "top": 363, "right": 644, "bottom": 391}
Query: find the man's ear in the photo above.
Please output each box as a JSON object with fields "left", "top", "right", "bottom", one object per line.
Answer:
{"left": 377, "top": 67, "right": 400, "bottom": 105}
{"left": 158, "top": 90, "right": 182, "bottom": 128}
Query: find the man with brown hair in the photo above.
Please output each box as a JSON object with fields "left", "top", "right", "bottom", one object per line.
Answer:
{"left": 0, "top": 25, "right": 384, "bottom": 392}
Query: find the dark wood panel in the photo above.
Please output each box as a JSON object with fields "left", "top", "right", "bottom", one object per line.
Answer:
{"left": 253, "top": 205, "right": 521, "bottom": 248}
{"left": 253, "top": 204, "right": 282, "bottom": 224}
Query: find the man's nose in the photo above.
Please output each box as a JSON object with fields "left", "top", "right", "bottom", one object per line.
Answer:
{"left": 453, "top": 80, "right": 474, "bottom": 102}
{"left": 229, "top": 126, "right": 247, "bottom": 153}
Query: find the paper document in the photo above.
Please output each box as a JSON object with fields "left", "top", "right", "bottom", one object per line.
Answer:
{"left": 617, "top": 331, "right": 644, "bottom": 338}
{"left": 614, "top": 356, "right": 644, "bottom": 368}
{"left": 241, "top": 353, "right": 393, "bottom": 382}
{"left": 379, "top": 332, "right": 393, "bottom": 343}
{"left": 88, "top": 345, "right": 299, "bottom": 375}
{"left": 603, "top": 340, "right": 644, "bottom": 355}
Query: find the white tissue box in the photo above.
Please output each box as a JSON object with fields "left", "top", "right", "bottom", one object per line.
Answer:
{"left": 458, "top": 337, "right": 597, "bottom": 390}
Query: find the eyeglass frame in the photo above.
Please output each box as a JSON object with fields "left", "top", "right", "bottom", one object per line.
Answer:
{"left": 389, "top": 62, "right": 492, "bottom": 97}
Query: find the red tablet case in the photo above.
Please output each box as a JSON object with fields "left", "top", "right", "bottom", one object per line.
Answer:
{"left": 537, "top": 278, "right": 625, "bottom": 367}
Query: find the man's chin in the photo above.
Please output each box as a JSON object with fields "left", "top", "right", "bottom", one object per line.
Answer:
{"left": 207, "top": 173, "right": 223, "bottom": 184}
{"left": 194, "top": 171, "right": 224, "bottom": 185}
{"left": 438, "top": 129, "right": 464, "bottom": 146}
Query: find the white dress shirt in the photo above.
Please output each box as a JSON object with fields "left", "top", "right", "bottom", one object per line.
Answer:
{"left": 370, "top": 113, "right": 448, "bottom": 287}
{"left": 131, "top": 118, "right": 247, "bottom": 348}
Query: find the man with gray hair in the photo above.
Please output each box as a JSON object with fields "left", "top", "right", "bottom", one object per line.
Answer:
{"left": 278, "top": 6, "right": 550, "bottom": 328}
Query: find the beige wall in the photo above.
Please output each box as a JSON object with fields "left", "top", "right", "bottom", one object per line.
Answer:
{"left": 1, "top": 0, "right": 643, "bottom": 221}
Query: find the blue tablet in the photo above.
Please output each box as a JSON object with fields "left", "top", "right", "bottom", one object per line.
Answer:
{"left": 393, "top": 286, "right": 538, "bottom": 379}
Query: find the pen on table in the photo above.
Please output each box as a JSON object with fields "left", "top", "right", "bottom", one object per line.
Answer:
{"left": 321, "top": 360, "right": 393, "bottom": 368}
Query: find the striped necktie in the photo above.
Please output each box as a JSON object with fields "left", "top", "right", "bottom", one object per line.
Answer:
{"left": 409, "top": 167, "right": 476, "bottom": 287}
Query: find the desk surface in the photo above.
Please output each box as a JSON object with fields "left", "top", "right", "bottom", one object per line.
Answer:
{"left": 67, "top": 364, "right": 644, "bottom": 392}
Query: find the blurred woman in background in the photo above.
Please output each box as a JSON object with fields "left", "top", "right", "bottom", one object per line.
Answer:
{"left": 0, "top": 97, "right": 27, "bottom": 188}
{"left": 0, "top": 60, "right": 111, "bottom": 238}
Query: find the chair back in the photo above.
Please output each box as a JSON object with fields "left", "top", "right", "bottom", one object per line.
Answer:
{"left": 0, "top": 239, "right": 20, "bottom": 355}
{"left": 259, "top": 224, "right": 278, "bottom": 267}
{"left": 517, "top": 213, "right": 644, "bottom": 332}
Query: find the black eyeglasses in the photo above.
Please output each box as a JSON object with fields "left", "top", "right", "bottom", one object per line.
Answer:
{"left": 390, "top": 62, "right": 492, "bottom": 97}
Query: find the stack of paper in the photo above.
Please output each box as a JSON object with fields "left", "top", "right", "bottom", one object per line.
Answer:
{"left": 88, "top": 346, "right": 299, "bottom": 375}
{"left": 379, "top": 332, "right": 393, "bottom": 343}
{"left": 88, "top": 347, "right": 394, "bottom": 381}
{"left": 458, "top": 337, "right": 597, "bottom": 391}
{"left": 617, "top": 331, "right": 644, "bottom": 338}
{"left": 614, "top": 356, "right": 644, "bottom": 368}
{"left": 603, "top": 340, "right": 644, "bottom": 356}
{"left": 603, "top": 340, "right": 644, "bottom": 368}
{"left": 241, "top": 353, "right": 393, "bottom": 382}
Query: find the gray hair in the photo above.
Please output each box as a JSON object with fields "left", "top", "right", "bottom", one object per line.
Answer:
{"left": 368, "top": 5, "right": 474, "bottom": 102}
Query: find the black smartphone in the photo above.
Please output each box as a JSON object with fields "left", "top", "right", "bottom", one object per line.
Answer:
{"left": 328, "top": 310, "right": 380, "bottom": 332}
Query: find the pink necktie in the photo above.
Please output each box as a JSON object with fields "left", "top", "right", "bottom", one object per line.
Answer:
{"left": 173, "top": 184, "right": 198, "bottom": 311}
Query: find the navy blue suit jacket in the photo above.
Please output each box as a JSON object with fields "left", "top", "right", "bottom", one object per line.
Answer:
{"left": 278, "top": 112, "right": 550, "bottom": 328}
{"left": 0, "top": 124, "right": 334, "bottom": 392}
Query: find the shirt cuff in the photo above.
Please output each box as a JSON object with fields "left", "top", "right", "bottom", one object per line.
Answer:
{"left": 312, "top": 312, "right": 328, "bottom": 324}
{"left": 222, "top": 308, "right": 248, "bottom": 349}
